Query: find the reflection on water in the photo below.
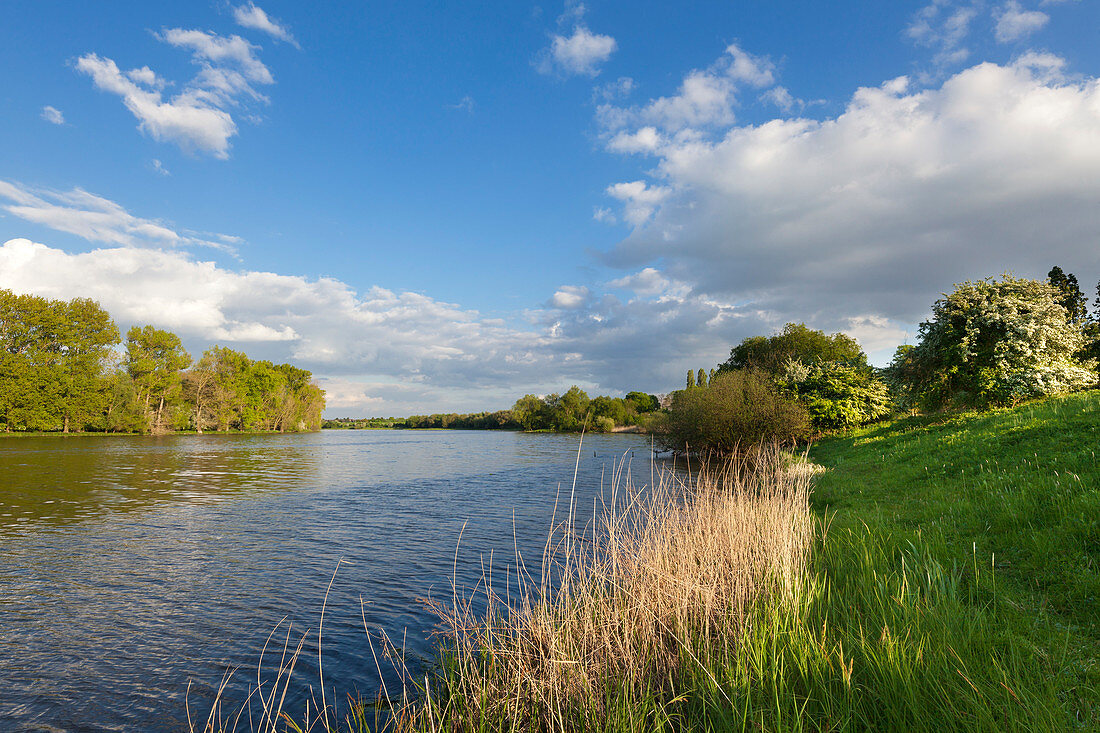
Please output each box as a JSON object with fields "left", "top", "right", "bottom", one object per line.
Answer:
{"left": 0, "top": 430, "right": 651, "bottom": 732}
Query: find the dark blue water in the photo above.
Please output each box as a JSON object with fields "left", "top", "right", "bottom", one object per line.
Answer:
{"left": 0, "top": 430, "right": 652, "bottom": 732}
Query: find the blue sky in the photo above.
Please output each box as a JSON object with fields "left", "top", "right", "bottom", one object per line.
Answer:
{"left": 2, "top": 0, "right": 1099, "bottom": 415}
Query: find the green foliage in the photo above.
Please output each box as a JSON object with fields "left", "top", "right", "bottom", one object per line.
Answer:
{"left": 721, "top": 322, "right": 867, "bottom": 374}
{"left": 0, "top": 290, "right": 119, "bottom": 432}
{"left": 889, "top": 274, "right": 1096, "bottom": 408}
{"left": 624, "top": 391, "right": 659, "bottom": 413}
{"left": 686, "top": 369, "right": 695, "bottom": 389}
{"left": 403, "top": 411, "right": 519, "bottom": 430}
{"left": 777, "top": 360, "right": 892, "bottom": 430}
{"left": 696, "top": 367, "right": 707, "bottom": 388}
{"left": 0, "top": 288, "right": 325, "bottom": 434}
{"left": 659, "top": 370, "right": 810, "bottom": 453}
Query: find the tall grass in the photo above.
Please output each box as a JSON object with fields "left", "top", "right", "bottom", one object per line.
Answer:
{"left": 412, "top": 445, "right": 814, "bottom": 730}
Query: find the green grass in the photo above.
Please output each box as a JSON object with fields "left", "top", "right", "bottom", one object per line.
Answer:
{"left": 809, "top": 390, "right": 1100, "bottom": 728}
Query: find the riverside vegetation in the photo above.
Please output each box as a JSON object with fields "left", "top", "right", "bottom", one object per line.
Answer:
{"left": 0, "top": 289, "right": 325, "bottom": 434}
{"left": 195, "top": 268, "right": 1100, "bottom": 731}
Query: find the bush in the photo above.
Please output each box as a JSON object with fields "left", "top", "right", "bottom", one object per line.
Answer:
{"left": 594, "top": 416, "right": 616, "bottom": 433}
{"left": 658, "top": 370, "right": 810, "bottom": 454}
{"left": 777, "top": 360, "right": 892, "bottom": 430}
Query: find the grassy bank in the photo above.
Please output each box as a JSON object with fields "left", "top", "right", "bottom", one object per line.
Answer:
{"left": 809, "top": 390, "right": 1100, "bottom": 727}
{"left": 200, "top": 393, "right": 1100, "bottom": 731}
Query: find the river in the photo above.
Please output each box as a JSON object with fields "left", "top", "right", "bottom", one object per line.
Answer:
{"left": 0, "top": 429, "right": 653, "bottom": 732}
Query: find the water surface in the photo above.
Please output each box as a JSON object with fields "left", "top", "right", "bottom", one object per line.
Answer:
{"left": 0, "top": 429, "right": 651, "bottom": 732}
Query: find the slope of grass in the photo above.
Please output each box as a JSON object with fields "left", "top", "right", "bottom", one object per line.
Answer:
{"left": 810, "top": 389, "right": 1100, "bottom": 726}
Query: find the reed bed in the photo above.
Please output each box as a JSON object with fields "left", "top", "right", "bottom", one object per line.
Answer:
{"left": 408, "top": 444, "right": 815, "bottom": 730}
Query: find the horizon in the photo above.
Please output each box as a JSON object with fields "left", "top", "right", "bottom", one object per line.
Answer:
{"left": 3, "top": 0, "right": 1099, "bottom": 417}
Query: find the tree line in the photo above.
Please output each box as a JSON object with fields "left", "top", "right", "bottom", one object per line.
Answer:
{"left": 0, "top": 289, "right": 325, "bottom": 434}
{"left": 323, "top": 390, "right": 661, "bottom": 433}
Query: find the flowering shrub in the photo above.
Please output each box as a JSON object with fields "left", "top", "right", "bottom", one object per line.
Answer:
{"left": 891, "top": 275, "right": 1096, "bottom": 407}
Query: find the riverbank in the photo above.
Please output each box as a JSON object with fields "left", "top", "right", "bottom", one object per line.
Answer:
{"left": 194, "top": 393, "right": 1099, "bottom": 730}
{"left": 402, "top": 392, "right": 1099, "bottom": 730}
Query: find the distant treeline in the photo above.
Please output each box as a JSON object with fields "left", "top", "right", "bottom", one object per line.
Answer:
{"left": 323, "top": 390, "right": 661, "bottom": 433}
{"left": 0, "top": 289, "right": 325, "bottom": 434}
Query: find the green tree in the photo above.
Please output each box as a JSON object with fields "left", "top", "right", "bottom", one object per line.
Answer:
{"left": 697, "top": 368, "right": 707, "bottom": 388}
{"left": 624, "top": 391, "right": 659, "bottom": 413}
{"left": 57, "top": 298, "right": 119, "bottom": 432}
{"left": 720, "top": 322, "right": 867, "bottom": 375}
{"left": 777, "top": 360, "right": 891, "bottom": 430}
{"left": 686, "top": 369, "right": 695, "bottom": 388}
{"left": 125, "top": 325, "right": 191, "bottom": 433}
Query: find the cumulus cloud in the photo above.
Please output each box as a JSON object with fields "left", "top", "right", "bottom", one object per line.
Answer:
{"left": 549, "top": 285, "right": 590, "bottom": 309}
{"left": 542, "top": 25, "right": 616, "bottom": 77}
{"left": 538, "top": 2, "right": 616, "bottom": 77}
{"left": 232, "top": 3, "right": 299, "bottom": 47}
{"left": 0, "top": 180, "right": 234, "bottom": 252}
{"left": 600, "top": 54, "right": 1100, "bottom": 337}
{"left": 76, "top": 28, "right": 276, "bottom": 157}
{"left": 0, "top": 236, "right": 790, "bottom": 414}
{"left": 605, "top": 180, "right": 670, "bottom": 226}
{"left": 597, "top": 43, "right": 775, "bottom": 134}
{"left": 41, "top": 106, "right": 65, "bottom": 125}
{"left": 994, "top": 1, "right": 1050, "bottom": 42}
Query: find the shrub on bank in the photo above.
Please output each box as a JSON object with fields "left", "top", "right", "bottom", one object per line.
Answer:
{"left": 777, "top": 359, "right": 892, "bottom": 430}
{"left": 658, "top": 370, "right": 809, "bottom": 453}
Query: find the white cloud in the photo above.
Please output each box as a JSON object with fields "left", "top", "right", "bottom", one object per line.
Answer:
{"left": 550, "top": 285, "right": 590, "bottom": 309}
{"left": 598, "top": 44, "right": 775, "bottom": 135}
{"left": 543, "top": 25, "right": 617, "bottom": 77}
{"left": 607, "top": 126, "right": 662, "bottom": 154}
{"left": 0, "top": 237, "right": 791, "bottom": 415}
{"left": 605, "top": 180, "right": 670, "bottom": 226}
{"left": 594, "top": 76, "right": 635, "bottom": 102}
{"left": 907, "top": 1, "right": 979, "bottom": 69}
{"left": 151, "top": 159, "right": 171, "bottom": 176}
{"left": 232, "top": 3, "right": 299, "bottom": 48}
{"left": 77, "top": 53, "right": 239, "bottom": 158}
{"left": 158, "top": 29, "right": 273, "bottom": 84}
{"left": 0, "top": 180, "right": 234, "bottom": 252}
{"left": 593, "top": 206, "right": 617, "bottom": 224}
{"left": 76, "top": 28, "right": 276, "bottom": 158}
{"left": 994, "top": 1, "right": 1050, "bottom": 42}
{"left": 41, "top": 106, "right": 65, "bottom": 125}
{"left": 449, "top": 95, "right": 475, "bottom": 113}
{"left": 602, "top": 55, "right": 1100, "bottom": 335}
{"left": 760, "top": 86, "right": 800, "bottom": 113}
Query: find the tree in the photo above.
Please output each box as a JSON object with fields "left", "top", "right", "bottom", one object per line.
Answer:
{"left": 625, "top": 391, "right": 659, "bottom": 413}
{"left": 720, "top": 323, "right": 867, "bottom": 374}
{"left": 777, "top": 360, "right": 891, "bottom": 429}
{"left": 898, "top": 274, "right": 1095, "bottom": 407}
{"left": 686, "top": 370, "right": 695, "bottom": 388}
{"left": 125, "top": 325, "right": 191, "bottom": 433}
{"left": 57, "top": 298, "right": 119, "bottom": 432}
{"left": 1047, "top": 266, "right": 1088, "bottom": 324}
{"left": 697, "top": 368, "right": 707, "bottom": 388}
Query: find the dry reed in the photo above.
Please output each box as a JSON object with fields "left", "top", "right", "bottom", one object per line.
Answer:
{"left": 416, "top": 443, "right": 814, "bottom": 729}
